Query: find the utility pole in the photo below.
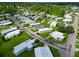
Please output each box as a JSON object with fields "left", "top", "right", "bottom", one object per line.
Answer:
{"left": 69, "top": 45, "right": 72, "bottom": 56}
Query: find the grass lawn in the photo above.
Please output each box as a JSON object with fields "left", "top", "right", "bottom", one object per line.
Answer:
{"left": 39, "top": 32, "right": 50, "bottom": 38}
{"left": 76, "top": 45, "right": 79, "bottom": 48}
{"left": 29, "top": 28, "right": 37, "bottom": 32}
{"left": 49, "top": 46, "right": 60, "bottom": 57}
{"left": 23, "top": 23, "right": 30, "bottom": 27}
{"left": 75, "top": 44, "right": 79, "bottom": 57}
{"left": 41, "top": 19, "right": 50, "bottom": 27}
{"left": 0, "top": 34, "right": 3, "bottom": 44}
{"left": 75, "top": 51, "right": 79, "bottom": 57}
{"left": 0, "top": 31, "right": 33, "bottom": 57}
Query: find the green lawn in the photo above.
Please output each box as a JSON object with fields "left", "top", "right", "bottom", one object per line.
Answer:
{"left": 39, "top": 32, "right": 50, "bottom": 38}
{"left": 49, "top": 46, "right": 60, "bottom": 57}
{"left": 30, "top": 28, "right": 37, "bottom": 32}
{"left": 76, "top": 45, "right": 79, "bottom": 48}
{"left": 75, "top": 51, "right": 79, "bottom": 57}
{"left": 0, "top": 34, "right": 3, "bottom": 44}
{"left": 0, "top": 31, "right": 33, "bottom": 57}
{"left": 75, "top": 45, "right": 79, "bottom": 57}
{"left": 41, "top": 19, "right": 50, "bottom": 27}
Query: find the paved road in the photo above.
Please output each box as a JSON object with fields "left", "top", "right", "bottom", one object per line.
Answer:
{"left": 12, "top": 18, "right": 69, "bottom": 50}
{"left": 58, "top": 15, "right": 79, "bottom": 57}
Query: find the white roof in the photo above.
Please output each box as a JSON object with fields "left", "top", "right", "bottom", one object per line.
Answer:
{"left": 23, "top": 19, "right": 32, "bottom": 24}
{"left": 15, "top": 14, "right": 20, "bottom": 17}
{"left": 30, "top": 23, "right": 40, "bottom": 26}
{"left": 39, "top": 28, "right": 52, "bottom": 33}
{"left": 0, "top": 20, "right": 12, "bottom": 26}
{"left": 50, "top": 21, "right": 57, "bottom": 27}
{"left": 34, "top": 47, "right": 53, "bottom": 57}
{"left": 55, "top": 17, "right": 63, "bottom": 20}
{"left": 64, "top": 14, "right": 72, "bottom": 19}
{"left": 3, "top": 22, "right": 12, "bottom": 25}
{"left": 75, "top": 48, "right": 79, "bottom": 51}
{"left": 5, "top": 30, "right": 20, "bottom": 39}
{"left": 50, "top": 31, "right": 64, "bottom": 40}
{"left": 34, "top": 16, "right": 41, "bottom": 20}
{"left": 75, "top": 13, "right": 79, "bottom": 15}
{"left": 13, "top": 39, "right": 35, "bottom": 56}
{"left": 46, "top": 14, "right": 57, "bottom": 18}
{"left": 63, "top": 18, "right": 72, "bottom": 22}
{"left": 1, "top": 27, "right": 17, "bottom": 35}
{"left": 71, "top": 7, "right": 77, "bottom": 10}
{"left": 6, "top": 30, "right": 20, "bottom": 36}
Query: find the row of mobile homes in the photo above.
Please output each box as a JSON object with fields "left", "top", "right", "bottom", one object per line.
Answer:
{"left": 16, "top": 15, "right": 34, "bottom": 24}
{"left": 5, "top": 30, "right": 21, "bottom": 40}
{"left": 30, "top": 23, "right": 44, "bottom": 30}
{"left": 1, "top": 27, "right": 17, "bottom": 36}
{"left": 13, "top": 39, "right": 36, "bottom": 56}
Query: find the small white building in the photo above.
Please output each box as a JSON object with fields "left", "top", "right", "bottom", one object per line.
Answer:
{"left": 63, "top": 18, "right": 72, "bottom": 22}
{"left": 50, "top": 21, "right": 57, "bottom": 27}
{"left": 34, "top": 46, "right": 53, "bottom": 57}
{"left": 30, "top": 23, "right": 40, "bottom": 27}
{"left": 71, "top": 7, "right": 78, "bottom": 10}
{"left": 15, "top": 14, "right": 20, "bottom": 18}
{"left": 0, "top": 20, "right": 12, "bottom": 26}
{"left": 64, "top": 14, "right": 72, "bottom": 19}
{"left": 46, "top": 14, "right": 57, "bottom": 19}
{"left": 75, "top": 13, "right": 79, "bottom": 16}
{"left": 13, "top": 39, "right": 35, "bottom": 56}
{"left": 55, "top": 17, "right": 63, "bottom": 20}
{"left": 5, "top": 30, "right": 21, "bottom": 40}
{"left": 39, "top": 28, "right": 52, "bottom": 33}
{"left": 1, "top": 27, "right": 17, "bottom": 36}
{"left": 34, "top": 16, "right": 41, "bottom": 21}
{"left": 50, "top": 31, "right": 65, "bottom": 41}
{"left": 75, "top": 48, "right": 79, "bottom": 51}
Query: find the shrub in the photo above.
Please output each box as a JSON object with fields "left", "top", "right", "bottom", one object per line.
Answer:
{"left": 57, "top": 25, "right": 74, "bottom": 34}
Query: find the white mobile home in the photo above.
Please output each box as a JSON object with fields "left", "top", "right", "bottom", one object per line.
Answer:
{"left": 39, "top": 28, "right": 52, "bottom": 33}
{"left": 64, "top": 14, "right": 72, "bottom": 19}
{"left": 13, "top": 39, "right": 35, "bottom": 56}
{"left": 50, "top": 21, "right": 57, "bottom": 27}
{"left": 30, "top": 23, "right": 40, "bottom": 27}
{"left": 50, "top": 31, "right": 64, "bottom": 41}
{"left": 0, "top": 20, "right": 12, "bottom": 26}
{"left": 63, "top": 18, "right": 72, "bottom": 22}
{"left": 1, "top": 27, "right": 17, "bottom": 36}
{"left": 34, "top": 46, "right": 53, "bottom": 57}
{"left": 5, "top": 30, "right": 21, "bottom": 40}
